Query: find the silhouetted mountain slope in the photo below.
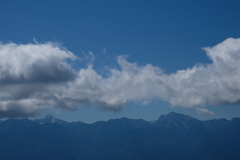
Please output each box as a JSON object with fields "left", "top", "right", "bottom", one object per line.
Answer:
{"left": 0, "top": 112, "right": 240, "bottom": 160}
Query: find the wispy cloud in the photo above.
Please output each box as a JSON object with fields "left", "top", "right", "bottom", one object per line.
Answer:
{"left": 0, "top": 38, "right": 239, "bottom": 117}
{"left": 101, "top": 47, "right": 107, "bottom": 54}
{"left": 196, "top": 107, "right": 214, "bottom": 115}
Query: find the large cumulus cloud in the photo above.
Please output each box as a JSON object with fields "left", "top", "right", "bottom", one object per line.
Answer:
{"left": 0, "top": 42, "right": 77, "bottom": 117}
{"left": 0, "top": 38, "right": 240, "bottom": 117}
{"left": 167, "top": 38, "right": 240, "bottom": 107}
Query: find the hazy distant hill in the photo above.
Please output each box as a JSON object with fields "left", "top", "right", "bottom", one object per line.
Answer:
{"left": 0, "top": 112, "right": 240, "bottom": 160}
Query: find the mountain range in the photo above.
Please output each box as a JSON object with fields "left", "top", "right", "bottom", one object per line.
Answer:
{"left": 0, "top": 112, "right": 240, "bottom": 160}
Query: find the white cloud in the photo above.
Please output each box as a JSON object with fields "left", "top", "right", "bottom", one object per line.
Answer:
{"left": 167, "top": 38, "right": 240, "bottom": 107}
{"left": 0, "top": 38, "right": 240, "bottom": 117}
{"left": 0, "top": 41, "right": 77, "bottom": 117}
{"left": 0, "top": 41, "right": 77, "bottom": 83}
{"left": 196, "top": 107, "right": 214, "bottom": 115}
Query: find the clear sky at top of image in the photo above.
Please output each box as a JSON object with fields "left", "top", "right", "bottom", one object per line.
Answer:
{"left": 0, "top": 0, "right": 240, "bottom": 122}
{"left": 2, "top": 0, "right": 239, "bottom": 69}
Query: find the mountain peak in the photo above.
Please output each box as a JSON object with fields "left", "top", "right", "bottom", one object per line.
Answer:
{"left": 44, "top": 115, "right": 55, "bottom": 120}
{"left": 33, "top": 115, "right": 67, "bottom": 125}
{"left": 166, "top": 111, "right": 178, "bottom": 115}
{"left": 164, "top": 112, "right": 194, "bottom": 121}
{"left": 153, "top": 112, "right": 199, "bottom": 130}
{"left": 166, "top": 112, "right": 190, "bottom": 118}
{"left": 41, "top": 115, "right": 57, "bottom": 123}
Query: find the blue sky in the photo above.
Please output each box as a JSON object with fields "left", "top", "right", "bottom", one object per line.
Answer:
{"left": 1, "top": 0, "right": 240, "bottom": 123}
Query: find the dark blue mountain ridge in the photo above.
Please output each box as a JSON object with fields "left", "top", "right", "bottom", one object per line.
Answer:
{"left": 0, "top": 112, "right": 240, "bottom": 160}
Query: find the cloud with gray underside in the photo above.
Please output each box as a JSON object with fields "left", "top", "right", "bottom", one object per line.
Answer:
{"left": 0, "top": 38, "right": 240, "bottom": 118}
